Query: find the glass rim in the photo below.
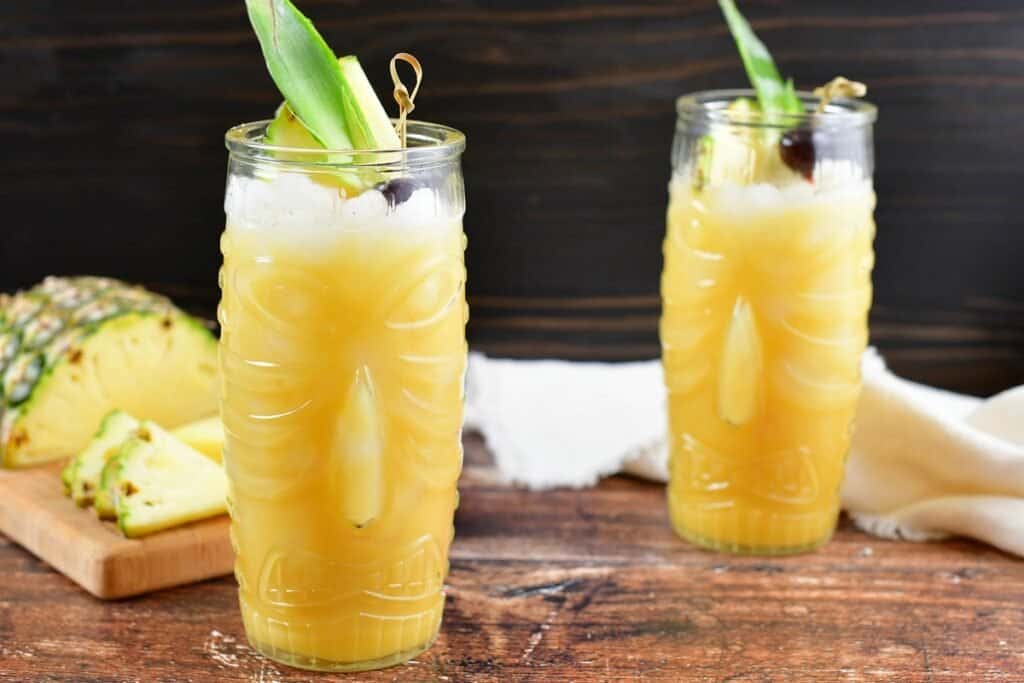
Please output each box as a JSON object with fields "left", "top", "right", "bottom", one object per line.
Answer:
{"left": 676, "top": 89, "right": 877, "bottom": 129}
{"left": 224, "top": 119, "right": 466, "bottom": 168}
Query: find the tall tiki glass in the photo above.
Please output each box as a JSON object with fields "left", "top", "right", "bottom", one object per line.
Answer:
{"left": 661, "top": 91, "right": 877, "bottom": 554}
{"left": 220, "top": 120, "right": 467, "bottom": 671}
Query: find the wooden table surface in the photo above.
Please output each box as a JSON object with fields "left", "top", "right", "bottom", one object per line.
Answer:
{"left": 1, "top": 434, "right": 1022, "bottom": 682}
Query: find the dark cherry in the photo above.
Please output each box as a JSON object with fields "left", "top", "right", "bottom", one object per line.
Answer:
{"left": 779, "top": 128, "right": 816, "bottom": 181}
{"left": 377, "top": 177, "right": 419, "bottom": 207}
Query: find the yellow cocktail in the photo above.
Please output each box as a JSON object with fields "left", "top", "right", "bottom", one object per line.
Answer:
{"left": 661, "top": 91, "right": 877, "bottom": 553}
{"left": 220, "top": 121, "right": 466, "bottom": 670}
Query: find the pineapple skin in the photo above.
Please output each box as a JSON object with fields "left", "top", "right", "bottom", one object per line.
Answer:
{"left": 95, "top": 437, "right": 132, "bottom": 520}
{"left": 0, "top": 276, "right": 219, "bottom": 468}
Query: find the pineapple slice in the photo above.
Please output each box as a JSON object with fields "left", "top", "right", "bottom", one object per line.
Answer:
{"left": 104, "top": 421, "right": 228, "bottom": 538}
{"left": 171, "top": 415, "right": 224, "bottom": 463}
{"left": 717, "top": 297, "right": 763, "bottom": 426}
{"left": 65, "top": 410, "right": 140, "bottom": 507}
{"left": 0, "top": 277, "right": 218, "bottom": 468}
{"left": 94, "top": 452, "right": 120, "bottom": 521}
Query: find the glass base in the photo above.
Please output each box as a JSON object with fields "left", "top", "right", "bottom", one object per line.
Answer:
{"left": 248, "top": 634, "right": 437, "bottom": 673}
{"left": 672, "top": 519, "right": 834, "bottom": 556}
{"left": 668, "top": 499, "right": 840, "bottom": 556}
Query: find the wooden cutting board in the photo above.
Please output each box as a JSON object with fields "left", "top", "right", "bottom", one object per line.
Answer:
{"left": 0, "top": 462, "right": 233, "bottom": 599}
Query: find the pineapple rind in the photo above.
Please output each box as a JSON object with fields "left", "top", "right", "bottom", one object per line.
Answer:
{"left": 67, "top": 410, "right": 141, "bottom": 507}
{"left": 95, "top": 443, "right": 124, "bottom": 521}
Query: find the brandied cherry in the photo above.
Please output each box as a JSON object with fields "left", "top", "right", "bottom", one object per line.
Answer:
{"left": 377, "top": 178, "right": 419, "bottom": 207}
{"left": 779, "top": 128, "right": 816, "bottom": 181}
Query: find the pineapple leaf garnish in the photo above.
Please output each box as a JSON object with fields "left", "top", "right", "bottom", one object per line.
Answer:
{"left": 246, "top": 0, "right": 400, "bottom": 154}
{"left": 245, "top": 0, "right": 354, "bottom": 149}
{"left": 781, "top": 78, "right": 802, "bottom": 115}
{"left": 718, "top": 0, "right": 803, "bottom": 116}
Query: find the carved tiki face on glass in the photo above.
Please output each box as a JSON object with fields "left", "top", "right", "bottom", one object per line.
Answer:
{"left": 220, "top": 119, "right": 467, "bottom": 671}
{"left": 660, "top": 88, "right": 877, "bottom": 555}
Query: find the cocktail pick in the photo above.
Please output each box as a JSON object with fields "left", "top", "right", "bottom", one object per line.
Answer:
{"left": 814, "top": 77, "right": 867, "bottom": 113}
{"left": 390, "top": 53, "right": 422, "bottom": 148}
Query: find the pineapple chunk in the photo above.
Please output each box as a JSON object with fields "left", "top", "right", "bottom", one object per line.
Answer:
{"left": 66, "top": 410, "right": 140, "bottom": 507}
{"left": 717, "top": 297, "right": 763, "bottom": 426}
{"left": 105, "top": 421, "right": 228, "bottom": 538}
{"left": 171, "top": 415, "right": 224, "bottom": 463}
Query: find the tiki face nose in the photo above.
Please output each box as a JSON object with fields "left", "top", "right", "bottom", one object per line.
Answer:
{"left": 333, "top": 365, "right": 384, "bottom": 528}
{"left": 717, "top": 296, "right": 762, "bottom": 427}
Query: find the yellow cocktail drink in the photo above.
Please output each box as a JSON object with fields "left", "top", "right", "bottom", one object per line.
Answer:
{"left": 661, "top": 85, "right": 877, "bottom": 554}
{"left": 663, "top": 168, "right": 875, "bottom": 553}
{"left": 220, "top": 121, "right": 467, "bottom": 670}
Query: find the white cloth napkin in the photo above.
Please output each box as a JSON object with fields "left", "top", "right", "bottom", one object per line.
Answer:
{"left": 464, "top": 349, "right": 1024, "bottom": 556}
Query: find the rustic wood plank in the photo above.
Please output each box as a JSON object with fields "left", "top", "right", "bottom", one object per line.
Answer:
{"left": 0, "top": 435, "right": 1021, "bottom": 681}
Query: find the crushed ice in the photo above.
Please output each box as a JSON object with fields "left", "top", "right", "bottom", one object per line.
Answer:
{"left": 224, "top": 172, "right": 453, "bottom": 248}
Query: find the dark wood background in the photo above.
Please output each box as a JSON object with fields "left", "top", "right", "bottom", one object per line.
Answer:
{"left": 3, "top": 1, "right": 1023, "bottom": 395}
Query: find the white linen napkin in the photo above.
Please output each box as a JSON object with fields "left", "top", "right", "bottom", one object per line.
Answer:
{"left": 463, "top": 349, "right": 1024, "bottom": 556}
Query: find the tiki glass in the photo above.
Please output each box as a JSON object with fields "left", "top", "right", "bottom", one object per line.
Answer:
{"left": 220, "top": 121, "right": 467, "bottom": 671}
{"left": 661, "top": 90, "right": 877, "bottom": 554}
